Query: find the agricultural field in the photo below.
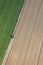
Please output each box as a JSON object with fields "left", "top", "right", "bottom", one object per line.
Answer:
{"left": 0, "top": 0, "right": 24, "bottom": 65}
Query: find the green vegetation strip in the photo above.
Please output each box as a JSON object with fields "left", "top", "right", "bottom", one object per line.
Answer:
{"left": 0, "top": 0, "right": 24, "bottom": 65}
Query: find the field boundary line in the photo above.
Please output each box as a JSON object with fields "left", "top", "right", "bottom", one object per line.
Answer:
{"left": 2, "top": 0, "right": 26, "bottom": 65}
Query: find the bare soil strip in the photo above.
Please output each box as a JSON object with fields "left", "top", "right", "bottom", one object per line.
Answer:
{"left": 2, "top": 0, "right": 43, "bottom": 65}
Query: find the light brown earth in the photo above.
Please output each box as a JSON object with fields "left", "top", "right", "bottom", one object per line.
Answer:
{"left": 2, "top": 0, "right": 43, "bottom": 65}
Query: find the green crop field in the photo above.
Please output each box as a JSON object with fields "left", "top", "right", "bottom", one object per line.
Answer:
{"left": 0, "top": 0, "right": 24, "bottom": 65}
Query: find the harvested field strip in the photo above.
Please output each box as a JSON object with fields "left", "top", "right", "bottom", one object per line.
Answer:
{"left": 0, "top": 0, "right": 24, "bottom": 65}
